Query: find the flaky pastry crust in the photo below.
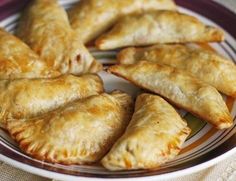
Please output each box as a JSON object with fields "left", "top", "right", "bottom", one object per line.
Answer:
{"left": 102, "top": 93, "right": 191, "bottom": 170}
{"left": 7, "top": 91, "right": 133, "bottom": 165}
{"left": 0, "top": 74, "right": 104, "bottom": 128}
{"left": 68, "top": 0, "right": 176, "bottom": 43}
{"left": 0, "top": 28, "right": 58, "bottom": 79}
{"left": 108, "top": 61, "right": 232, "bottom": 129}
{"left": 96, "top": 11, "right": 224, "bottom": 50}
{"left": 17, "top": 0, "right": 102, "bottom": 75}
{"left": 117, "top": 44, "right": 236, "bottom": 97}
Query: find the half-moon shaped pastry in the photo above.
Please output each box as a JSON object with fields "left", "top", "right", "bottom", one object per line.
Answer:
{"left": 102, "top": 93, "right": 191, "bottom": 170}
{"left": 16, "top": 0, "right": 102, "bottom": 75}
{"left": 117, "top": 44, "right": 236, "bottom": 97}
{"left": 108, "top": 61, "right": 232, "bottom": 129}
{"left": 0, "top": 74, "right": 104, "bottom": 128}
{"left": 68, "top": 0, "right": 176, "bottom": 43}
{"left": 0, "top": 28, "right": 58, "bottom": 79}
{"left": 7, "top": 91, "right": 133, "bottom": 165}
{"left": 96, "top": 11, "right": 224, "bottom": 50}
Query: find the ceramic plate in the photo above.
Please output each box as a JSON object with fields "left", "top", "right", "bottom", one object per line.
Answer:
{"left": 0, "top": 0, "right": 236, "bottom": 180}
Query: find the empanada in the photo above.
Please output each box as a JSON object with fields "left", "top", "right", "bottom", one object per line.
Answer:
{"left": 96, "top": 11, "right": 224, "bottom": 50}
{"left": 0, "top": 74, "right": 103, "bottom": 128}
{"left": 68, "top": 0, "right": 176, "bottom": 43}
{"left": 102, "top": 93, "right": 191, "bottom": 170}
{"left": 117, "top": 44, "right": 236, "bottom": 97}
{"left": 108, "top": 61, "right": 232, "bottom": 129}
{"left": 16, "top": 0, "right": 102, "bottom": 75}
{"left": 0, "top": 28, "right": 58, "bottom": 79}
{"left": 7, "top": 91, "right": 133, "bottom": 165}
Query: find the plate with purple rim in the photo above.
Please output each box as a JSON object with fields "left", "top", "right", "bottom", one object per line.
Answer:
{"left": 0, "top": 0, "right": 236, "bottom": 180}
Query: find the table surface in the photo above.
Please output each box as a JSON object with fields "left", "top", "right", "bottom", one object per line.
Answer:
{"left": 1, "top": 0, "right": 236, "bottom": 181}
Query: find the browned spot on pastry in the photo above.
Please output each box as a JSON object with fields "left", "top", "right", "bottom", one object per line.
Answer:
{"left": 124, "top": 158, "right": 132, "bottom": 169}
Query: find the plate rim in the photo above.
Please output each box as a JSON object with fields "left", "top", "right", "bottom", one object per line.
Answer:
{"left": 1, "top": 146, "right": 236, "bottom": 181}
{"left": 0, "top": 0, "right": 236, "bottom": 180}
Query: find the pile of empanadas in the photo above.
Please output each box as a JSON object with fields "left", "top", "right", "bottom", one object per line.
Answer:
{"left": 0, "top": 0, "right": 235, "bottom": 171}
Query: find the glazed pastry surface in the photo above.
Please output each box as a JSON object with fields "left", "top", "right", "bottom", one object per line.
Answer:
{"left": 17, "top": 0, "right": 102, "bottom": 75}
{"left": 96, "top": 11, "right": 224, "bottom": 50}
{"left": 102, "top": 93, "right": 191, "bottom": 170}
{"left": 0, "top": 74, "right": 104, "bottom": 128}
{"left": 68, "top": 0, "right": 176, "bottom": 43}
{"left": 0, "top": 28, "right": 58, "bottom": 79}
{"left": 7, "top": 91, "right": 133, "bottom": 164}
{"left": 117, "top": 44, "right": 236, "bottom": 97}
{"left": 108, "top": 61, "right": 232, "bottom": 129}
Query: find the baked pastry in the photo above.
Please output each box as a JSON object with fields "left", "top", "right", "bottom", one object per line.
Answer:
{"left": 7, "top": 91, "right": 133, "bottom": 165}
{"left": 16, "top": 0, "right": 102, "bottom": 75}
{"left": 102, "top": 93, "right": 191, "bottom": 170}
{"left": 0, "top": 28, "right": 58, "bottom": 79}
{"left": 117, "top": 44, "right": 236, "bottom": 97}
{"left": 68, "top": 0, "right": 176, "bottom": 43}
{"left": 96, "top": 11, "right": 224, "bottom": 50}
{"left": 0, "top": 74, "right": 103, "bottom": 128}
{"left": 108, "top": 61, "right": 232, "bottom": 129}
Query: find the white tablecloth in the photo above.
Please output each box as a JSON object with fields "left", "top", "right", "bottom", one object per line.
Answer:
{"left": 1, "top": 0, "right": 236, "bottom": 180}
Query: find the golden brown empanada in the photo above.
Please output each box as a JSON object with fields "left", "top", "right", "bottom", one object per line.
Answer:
{"left": 68, "top": 0, "right": 176, "bottom": 43}
{"left": 0, "top": 28, "right": 58, "bottom": 79}
{"left": 0, "top": 74, "right": 103, "bottom": 128}
{"left": 96, "top": 11, "right": 224, "bottom": 50}
{"left": 117, "top": 44, "right": 236, "bottom": 97}
{"left": 16, "top": 0, "right": 102, "bottom": 75}
{"left": 7, "top": 91, "right": 133, "bottom": 165}
{"left": 108, "top": 61, "right": 232, "bottom": 129}
{"left": 102, "top": 93, "right": 191, "bottom": 170}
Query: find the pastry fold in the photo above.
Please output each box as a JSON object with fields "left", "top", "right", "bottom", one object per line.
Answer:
{"left": 117, "top": 44, "right": 236, "bottom": 97}
{"left": 7, "top": 91, "right": 133, "bottom": 165}
{"left": 96, "top": 11, "right": 224, "bottom": 50}
{"left": 17, "top": 0, "right": 102, "bottom": 75}
{"left": 0, "top": 74, "right": 103, "bottom": 128}
{"left": 102, "top": 93, "right": 191, "bottom": 170}
{"left": 0, "top": 28, "right": 58, "bottom": 79}
{"left": 108, "top": 61, "right": 232, "bottom": 129}
{"left": 68, "top": 0, "right": 176, "bottom": 43}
